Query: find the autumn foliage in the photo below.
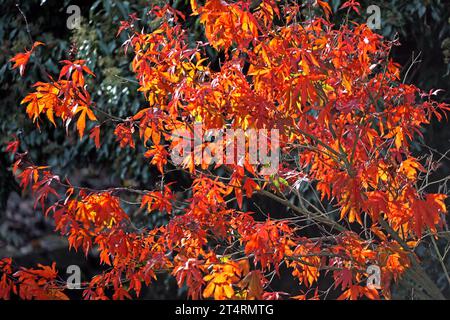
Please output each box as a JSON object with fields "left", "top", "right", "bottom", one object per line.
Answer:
{"left": 2, "top": 1, "right": 449, "bottom": 300}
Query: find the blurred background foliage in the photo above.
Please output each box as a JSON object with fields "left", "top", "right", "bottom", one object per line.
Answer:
{"left": 0, "top": 0, "right": 449, "bottom": 299}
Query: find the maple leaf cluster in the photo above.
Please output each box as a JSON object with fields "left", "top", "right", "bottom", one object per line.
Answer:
{"left": 2, "top": 1, "right": 449, "bottom": 300}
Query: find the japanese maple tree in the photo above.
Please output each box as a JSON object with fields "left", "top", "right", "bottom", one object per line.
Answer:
{"left": 2, "top": 0, "right": 449, "bottom": 300}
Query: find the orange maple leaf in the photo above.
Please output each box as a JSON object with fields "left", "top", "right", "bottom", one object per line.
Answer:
{"left": 10, "top": 41, "right": 44, "bottom": 76}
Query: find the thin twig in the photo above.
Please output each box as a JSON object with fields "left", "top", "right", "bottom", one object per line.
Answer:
{"left": 16, "top": 4, "right": 33, "bottom": 45}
